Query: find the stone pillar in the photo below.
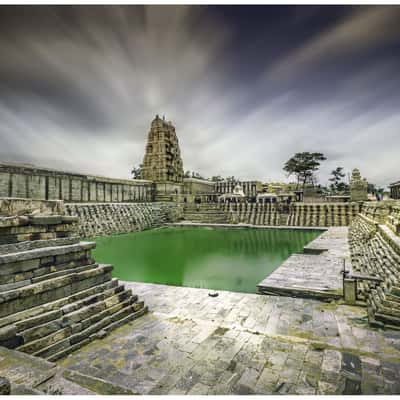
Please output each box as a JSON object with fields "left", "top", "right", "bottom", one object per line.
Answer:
{"left": 344, "top": 279, "right": 357, "bottom": 305}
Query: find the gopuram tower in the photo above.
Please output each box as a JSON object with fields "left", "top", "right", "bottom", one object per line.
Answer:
{"left": 350, "top": 168, "right": 368, "bottom": 202}
{"left": 141, "top": 115, "right": 184, "bottom": 200}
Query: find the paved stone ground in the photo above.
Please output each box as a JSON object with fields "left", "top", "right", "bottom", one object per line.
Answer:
{"left": 59, "top": 282, "right": 400, "bottom": 394}
{"left": 258, "top": 227, "right": 347, "bottom": 300}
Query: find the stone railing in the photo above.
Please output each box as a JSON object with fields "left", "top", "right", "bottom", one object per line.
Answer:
{"left": 0, "top": 162, "right": 154, "bottom": 203}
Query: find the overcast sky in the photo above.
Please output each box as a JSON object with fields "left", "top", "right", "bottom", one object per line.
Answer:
{"left": 0, "top": 5, "right": 399, "bottom": 187}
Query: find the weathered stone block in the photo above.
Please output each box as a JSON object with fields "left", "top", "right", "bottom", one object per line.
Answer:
{"left": 0, "top": 377, "right": 11, "bottom": 395}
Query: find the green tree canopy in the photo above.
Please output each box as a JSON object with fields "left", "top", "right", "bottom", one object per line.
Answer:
{"left": 131, "top": 164, "right": 142, "bottom": 179}
{"left": 329, "top": 167, "right": 348, "bottom": 193}
{"left": 283, "top": 152, "right": 326, "bottom": 189}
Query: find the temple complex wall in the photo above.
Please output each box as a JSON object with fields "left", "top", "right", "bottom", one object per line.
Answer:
{"left": 0, "top": 162, "right": 154, "bottom": 203}
{"left": 218, "top": 202, "right": 362, "bottom": 227}
{"left": 65, "top": 202, "right": 183, "bottom": 238}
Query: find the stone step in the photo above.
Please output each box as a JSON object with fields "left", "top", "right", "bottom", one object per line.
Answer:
{"left": 0, "top": 252, "right": 96, "bottom": 292}
{"left": 183, "top": 217, "right": 226, "bottom": 220}
{"left": 0, "top": 236, "right": 80, "bottom": 255}
{"left": 0, "top": 241, "right": 96, "bottom": 266}
{"left": 386, "top": 293, "right": 400, "bottom": 304}
{"left": 0, "top": 345, "right": 58, "bottom": 394}
{"left": 391, "top": 286, "right": 400, "bottom": 297}
{"left": 183, "top": 214, "right": 226, "bottom": 218}
{"left": 61, "top": 369, "right": 138, "bottom": 395}
{"left": 16, "top": 289, "right": 137, "bottom": 354}
{"left": 29, "top": 263, "right": 98, "bottom": 285}
{"left": 0, "top": 221, "right": 77, "bottom": 245}
{"left": 16, "top": 288, "right": 132, "bottom": 343}
{"left": 39, "top": 303, "right": 148, "bottom": 361}
{"left": 378, "top": 304, "right": 400, "bottom": 319}
{"left": 0, "top": 279, "right": 119, "bottom": 329}
{"left": 374, "top": 311, "right": 400, "bottom": 326}
{"left": 0, "top": 264, "right": 113, "bottom": 318}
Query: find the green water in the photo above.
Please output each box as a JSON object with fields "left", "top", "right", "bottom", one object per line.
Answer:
{"left": 91, "top": 227, "right": 321, "bottom": 293}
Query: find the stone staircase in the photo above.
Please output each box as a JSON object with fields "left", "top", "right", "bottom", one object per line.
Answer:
{"left": 0, "top": 198, "right": 148, "bottom": 362}
{"left": 349, "top": 214, "right": 400, "bottom": 329}
{"left": 155, "top": 193, "right": 175, "bottom": 202}
{"left": 182, "top": 203, "right": 228, "bottom": 223}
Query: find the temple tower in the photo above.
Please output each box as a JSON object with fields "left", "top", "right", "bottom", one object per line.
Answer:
{"left": 141, "top": 115, "right": 184, "bottom": 183}
{"left": 350, "top": 168, "right": 368, "bottom": 201}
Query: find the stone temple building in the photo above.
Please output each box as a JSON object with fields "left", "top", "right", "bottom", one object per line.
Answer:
{"left": 141, "top": 115, "right": 184, "bottom": 201}
{"left": 350, "top": 168, "right": 368, "bottom": 201}
{"left": 141, "top": 115, "right": 184, "bottom": 183}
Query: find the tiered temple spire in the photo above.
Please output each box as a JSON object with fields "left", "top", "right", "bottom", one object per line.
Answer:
{"left": 141, "top": 115, "right": 184, "bottom": 183}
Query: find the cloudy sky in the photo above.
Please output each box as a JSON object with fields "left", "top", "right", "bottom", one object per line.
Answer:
{"left": 0, "top": 5, "right": 399, "bottom": 187}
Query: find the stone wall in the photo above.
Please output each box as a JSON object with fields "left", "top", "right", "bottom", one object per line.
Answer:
{"left": 218, "top": 202, "right": 361, "bottom": 227}
{"left": 221, "top": 203, "right": 281, "bottom": 225}
{"left": 360, "top": 201, "right": 400, "bottom": 233}
{"left": 348, "top": 201, "right": 400, "bottom": 327}
{"left": 65, "top": 202, "right": 183, "bottom": 238}
{"left": 349, "top": 213, "right": 400, "bottom": 328}
{"left": 0, "top": 162, "right": 154, "bottom": 203}
{"left": 287, "top": 203, "right": 361, "bottom": 227}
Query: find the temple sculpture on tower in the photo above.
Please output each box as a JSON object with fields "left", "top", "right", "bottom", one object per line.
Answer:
{"left": 141, "top": 115, "right": 184, "bottom": 201}
{"left": 141, "top": 115, "right": 184, "bottom": 183}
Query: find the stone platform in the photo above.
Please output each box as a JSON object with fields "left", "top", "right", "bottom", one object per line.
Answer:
{"left": 257, "top": 227, "right": 348, "bottom": 300}
{"left": 57, "top": 282, "right": 400, "bottom": 395}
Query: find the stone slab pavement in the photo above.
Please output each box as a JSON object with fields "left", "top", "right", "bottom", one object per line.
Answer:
{"left": 58, "top": 281, "right": 400, "bottom": 395}
{"left": 258, "top": 227, "right": 348, "bottom": 300}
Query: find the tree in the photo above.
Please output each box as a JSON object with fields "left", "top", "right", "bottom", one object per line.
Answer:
{"left": 329, "top": 167, "right": 348, "bottom": 193}
{"left": 226, "top": 176, "right": 238, "bottom": 184}
{"left": 367, "top": 183, "right": 377, "bottom": 194}
{"left": 131, "top": 164, "right": 142, "bottom": 179}
{"left": 211, "top": 175, "right": 224, "bottom": 182}
{"left": 191, "top": 171, "right": 204, "bottom": 179}
{"left": 283, "top": 152, "right": 326, "bottom": 190}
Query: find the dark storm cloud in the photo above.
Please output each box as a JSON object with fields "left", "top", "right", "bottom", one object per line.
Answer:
{"left": 0, "top": 5, "right": 399, "bottom": 186}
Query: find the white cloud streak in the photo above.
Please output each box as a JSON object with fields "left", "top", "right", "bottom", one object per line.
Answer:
{"left": 0, "top": 5, "right": 399, "bottom": 188}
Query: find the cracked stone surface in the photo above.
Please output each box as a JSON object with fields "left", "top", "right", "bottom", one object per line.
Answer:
{"left": 58, "top": 282, "right": 400, "bottom": 394}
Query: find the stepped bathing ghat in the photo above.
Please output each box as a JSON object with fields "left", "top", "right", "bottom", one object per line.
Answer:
{"left": 0, "top": 116, "right": 400, "bottom": 394}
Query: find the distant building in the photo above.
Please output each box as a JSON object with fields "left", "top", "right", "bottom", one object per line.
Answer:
{"left": 350, "top": 168, "right": 368, "bottom": 202}
{"left": 214, "top": 180, "right": 262, "bottom": 198}
{"left": 389, "top": 181, "right": 400, "bottom": 199}
{"left": 141, "top": 115, "right": 184, "bottom": 183}
{"left": 141, "top": 115, "right": 184, "bottom": 201}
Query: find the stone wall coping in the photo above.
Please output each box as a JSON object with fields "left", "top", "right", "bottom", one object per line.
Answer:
{"left": 0, "top": 162, "right": 153, "bottom": 186}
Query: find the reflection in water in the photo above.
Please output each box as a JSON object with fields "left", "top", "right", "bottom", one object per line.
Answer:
{"left": 92, "top": 227, "right": 321, "bottom": 293}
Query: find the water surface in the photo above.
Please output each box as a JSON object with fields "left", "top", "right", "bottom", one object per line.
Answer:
{"left": 91, "top": 227, "right": 321, "bottom": 293}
